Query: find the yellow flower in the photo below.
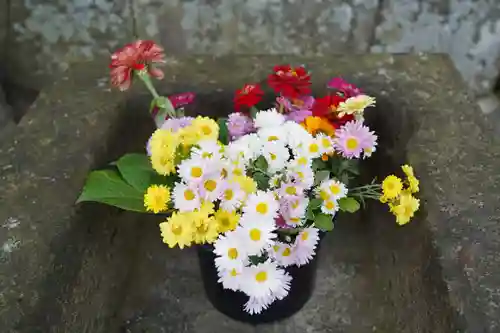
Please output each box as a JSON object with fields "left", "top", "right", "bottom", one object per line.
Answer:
{"left": 178, "top": 125, "right": 201, "bottom": 146}
{"left": 382, "top": 175, "right": 403, "bottom": 199}
{"left": 150, "top": 151, "right": 176, "bottom": 176}
{"left": 193, "top": 216, "right": 219, "bottom": 244}
{"left": 231, "top": 175, "right": 257, "bottom": 195}
{"left": 149, "top": 129, "right": 179, "bottom": 157}
{"left": 144, "top": 185, "right": 170, "bottom": 213}
{"left": 302, "top": 116, "right": 335, "bottom": 136}
{"left": 192, "top": 116, "right": 219, "bottom": 141}
{"left": 391, "top": 193, "right": 420, "bottom": 226}
{"left": 337, "top": 95, "right": 376, "bottom": 117}
{"left": 159, "top": 212, "right": 194, "bottom": 249}
{"left": 408, "top": 175, "right": 420, "bottom": 193}
{"left": 401, "top": 164, "right": 414, "bottom": 177}
{"left": 214, "top": 209, "right": 240, "bottom": 233}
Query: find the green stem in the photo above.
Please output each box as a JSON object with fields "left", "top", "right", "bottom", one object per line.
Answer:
{"left": 137, "top": 70, "right": 159, "bottom": 99}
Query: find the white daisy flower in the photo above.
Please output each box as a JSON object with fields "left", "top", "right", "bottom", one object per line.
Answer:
{"left": 237, "top": 220, "right": 276, "bottom": 256}
{"left": 316, "top": 133, "right": 335, "bottom": 155}
{"left": 283, "top": 121, "right": 313, "bottom": 150}
{"left": 287, "top": 164, "right": 315, "bottom": 189}
{"left": 269, "top": 242, "right": 297, "bottom": 267}
{"left": 261, "top": 141, "right": 289, "bottom": 173}
{"left": 172, "top": 182, "right": 201, "bottom": 212}
{"left": 257, "top": 126, "right": 288, "bottom": 143}
{"left": 191, "top": 139, "right": 223, "bottom": 162}
{"left": 220, "top": 181, "right": 245, "bottom": 211}
{"left": 199, "top": 175, "right": 225, "bottom": 202}
{"left": 320, "top": 178, "right": 348, "bottom": 200}
{"left": 297, "top": 137, "right": 323, "bottom": 159}
{"left": 243, "top": 269, "right": 292, "bottom": 314}
{"left": 320, "top": 198, "right": 339, "bottom": 216}
{"left": 213, "top": 232, "right": 248, "bottom": 272}
{"left": 177, "top": 157, "right": 214, "bottom": 184}
{"left": 242, "top": 190, "right": 279, "bottom": 221}
{"left": 240, "top": 262, "right": 291, "bottom": 301}
{"left": 363, "top": 143, "right": 377, "bottom": 158}
{"left": 269, "top": 174, "right": 284, "bottom": 189}
{"left": 278, "top": 182, "right": 304, "bottom": 199}
{"left": 283, "top": 196, "right": 309, "bottom": 226}
{"left": 294, "top": 227, "right": 320, "bottom": 266}
{"left": 254, "top": 108, "right": 285, "bottom": 129}
{"left": 218, "top": 267, "right": 242, "bottom": 291}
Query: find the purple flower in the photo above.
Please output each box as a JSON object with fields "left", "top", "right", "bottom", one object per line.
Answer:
{"left": 161, "top": 116, "right": 194, "bottom": 132}
{"left": 227, "top": 112, "right": 254, "bottom": 140}
{"left": 279, "top": 96, "right": 314, "bottom": 123}
{"left": 333, "top": 120, "right": 377, "bottom": 159}
{"left": 327, "top": 77, "right": 361, "bottom": 97}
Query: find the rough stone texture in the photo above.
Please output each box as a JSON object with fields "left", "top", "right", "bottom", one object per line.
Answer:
{"left": 5, "top": 0, "right": 500, "bottom": 100}
{"left": 8, "top": 0, "right": 134, "bottom": 89}
{"left": 2, "top": 54, "right": 499, "bottom": 332}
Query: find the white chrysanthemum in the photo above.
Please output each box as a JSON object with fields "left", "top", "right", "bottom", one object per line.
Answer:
{"left": 257, "top": 126, "right": 288, "bottom": 143}
{"left": 214, "top": 232, "right": 248, "bottom": 272}
{"left": 297, "top": 137, "right": 323, "bottom": 159}
{"left": 320, "top": 198, "right": 339, "bottom": 216}
{"left": 363, "top": 142, "right": 377, "bottom": 158}
{"left": 284, "top": 196, "right": 309, "bottom": 226}
{"left": 316, "top": 133, "right": 335, "bottom": 155}
{"left": 191, "top": 139, "right": 223, "bottom": 162}
{"left": 278, "top": 182, "right": 304, "bottom": 199}
{"left": 240, "top": 261, "right": 291, "bottom": 301}
{"left": 283, "top": 121, "right": 313, "bottom": 150}
{"left": 269, "top": 174, "right": 283, "bottom": 189}
{"left": 294, "top": 227, "right": 320, "bottom": 266}
{"left": 237, "top": 220, "right": 276, "bottom": 255}
{"left": 178, "top": 157, "right": 212, "bottom": 184}
{"left": 320, "top": 178, "right": 348, "bottom": 201}
{"left": 199, "top": 175, "right": 225, "bottom": 202}
{"left": 269, "top": 242, "right": 297, "bottom": 267}
{"left": 242, "top": 190, "right": 279, "bottom": 220}
{"left": 254, "top": 108, "right": 286, "bottom": 129}
{"left": 226, "top": 133, "right": 262, "bottom": 163}
{"left": 218, "top": 267, "right": 242, "bottom": 291}
{"left": 261, "top": 140, "right": 289, "bottom": 173}
{"left": 287, "top": 164, "right": 315, "bottom": 189}
{"left": 172, "top": 182, "right": 201, "bottom": 212}
{"left": 220, "top": 181, "right": 246, "bottom": 211}
{"left": 243, "top": 269, "right": 292, "bottom": 314}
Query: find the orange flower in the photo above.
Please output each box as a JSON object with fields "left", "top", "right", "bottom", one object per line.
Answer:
{"left": 302, "top": 116, "right": 335, "bottom": 136}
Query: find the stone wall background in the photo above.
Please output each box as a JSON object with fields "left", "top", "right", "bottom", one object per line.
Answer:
{"left": 2, "top": 0, "right": 500, "bottom": 112}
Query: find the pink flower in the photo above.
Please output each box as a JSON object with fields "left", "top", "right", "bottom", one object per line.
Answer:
{"left": 333, "top": 120, "right": 377, "bottom": 159}
{"left": 110, "top": 40, "right": 166, "bottom": 91}
{"left": 169, "top": 92, "right": 195, "bottom": 109}
{"left": 227, "top": 113, "right": 254, "bottom": 140}
{"left": 327, "top": 77, "right": 361, "bottom": 98}
{"left": 278, "top": 96, "right": 315, "bottom": 123}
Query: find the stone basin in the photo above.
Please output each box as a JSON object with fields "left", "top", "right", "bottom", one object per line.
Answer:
{"left": 1, "top": 55, "right": 499, "bottom": 333}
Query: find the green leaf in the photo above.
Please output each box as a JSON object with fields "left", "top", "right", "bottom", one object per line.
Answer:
{"left": 253, "top": 156, "right": 269, "bottom": 172}
{"left": 338, "top": 197, "right": 360, "bottom": 213}
{"left": 314, "top": 170, "right": 330, "bottom": 186}
{"left": 77, "top": 170, "right": 146, "bottom": 212}
{"left": 253, "top": 172, "right": 269, "bottom": 191}
{"left": 314, "top": 213, "right": 334, "bottom": 231}
{"left": 116, "top": 153, "right": 155, "bottom": 192}
{"left": 217, "top": 117, "right": 229, "bottom": 145}
{"left": 305, "top": 206, "right": 315, "bottom": 220}
{"left": 312, "top": 159, "right": 327, "bottom": 171}
{"left": 309, "top": 198, "right": 323, "bottom": 209}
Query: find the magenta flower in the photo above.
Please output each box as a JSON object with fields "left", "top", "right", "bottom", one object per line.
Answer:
{"left": 278, "top": 96, "right": 314, "bottom": 123}
{"left": 327, "top": 77, "right": 361, "bottom": 98}
{"left": 333, "top": 120, "right": 378, "bottom": 159}
{"left": 227, "top": 112, "right": 254, "bottom": 140}
{"left": 169, "top": 92, "right": 195, "bottom": 109}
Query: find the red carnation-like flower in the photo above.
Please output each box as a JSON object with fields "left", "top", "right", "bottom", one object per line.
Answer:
{"left": 267, "top": 65, "right": 311, "bottom": 99}
{"left": 312, "top": 94, "right": 354, "bottom": 128}
{"left": 234, "top": 84, "right": 264, "bottom": 111}
{"left": 110, "top": 40, "right": 166, "bottom": 91}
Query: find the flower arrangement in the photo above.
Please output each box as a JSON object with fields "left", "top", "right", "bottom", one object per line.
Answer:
{"left": 78, "top": 40, "right": 421, "bottom": 315}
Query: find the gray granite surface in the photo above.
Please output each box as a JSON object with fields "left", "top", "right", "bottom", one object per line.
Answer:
{"left": 0, "top": 55, "right": 499, "bottom": 332}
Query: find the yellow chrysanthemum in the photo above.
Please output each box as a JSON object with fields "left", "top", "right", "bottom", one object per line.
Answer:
{"left": 193, "top": 216, "right": 219, "bottom": 244}
{"left": 214, "top": 209, "right": 240, "bottom": 233}
{"left": 391, "top": 193, "right": 420, "bottom": 225}
{"left": 159, "top": 212, "right": 194, "bottom": 249}
{"left": 231, "top": 175, "right": 257, "bottom": 195}
{"left": 337, "top": 95, "right": 376, "bottom": 117}
{"left": 144, "top": 185, "right": 170, "bottom": 213}
{"left": 408, "top": 175, "right": 420, "bottom": 193}
{"left": 150, "top": 151, "right": 176, "bottom": 176}
{"left": 149, "top": 129, "right": 179, "bottom": 157}
{"left": 178, "top": 125, "right": 201, "bottom": 147}
{"left": 401, "top": 164, "right": 414, "bottom": 177}
{"left": 192, "top": 116, "right": 219, "bottom": 141}
{"left": 381, "top": 175, "right": 403, "bottom": 199}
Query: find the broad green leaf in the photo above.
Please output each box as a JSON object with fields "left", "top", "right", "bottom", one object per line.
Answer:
{"left": 116, "top": 153, "right": 155, "bottom": 192}
{"left": 309, "top": 198, "right": 323, "bottom": 209}
{"left": 314, "top": 213, "right": 334, "bottom": 231}
{"left": 338, "top": 197, "right": 360, "bottom": 213}
{"left": 254, "top": 156, "right": 269, "bottom": 172}
{"left": 314, "top": 170, "right": 330, "bottom": 186}
{"left": 217, "top": 118, "right": 229, "bottom": 145}
{"left": 312, "top": 159, "right": 327, "bottom": 171}
{"left": 305, "top": 206, "right": 315, "bottom": 220}
{"left": 76, "top": 170, "right": 146, "bottom": 212}
{"left": 253, "top": 172, "right": 269, "bottom": 191}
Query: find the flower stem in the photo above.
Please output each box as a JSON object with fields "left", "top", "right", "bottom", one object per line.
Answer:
{"left": 136, "top": 70, "right": 160, "bottom": 99}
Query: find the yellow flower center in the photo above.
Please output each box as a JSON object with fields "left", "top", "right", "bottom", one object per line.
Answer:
{"left": 184, "top": 189, "right": 195, "bottom": 201}
{"left": 329, "top": 184, "right": 340, "bottom": 195}
{"left": 172, "top": 225, "right": 182, "bottom": 236}
{"left": 224, "top": 189, "right": 234, "bottom": 201}
{"left": 220, "top": 217, "right": 230, "bottom": 227}
{"left": 228, "top": 247, "right": 238, "bottom": 259}
{"left": 309, "top": 143, "right": 319, "bottom": 153}
{"left": 256, "top": 203, "right": 268, "bottom": 214}
{"left": 282, "top": 248, "right": 291, "bottom": 257}
{"left": 290, "top": 217, "right": 300, "bottom": 224}
{"left": 346, "top": 138, "right": 359, "bottom": 150}
{"left": 298, "top": 157, "right": 308, "bottom": 165}
{"left": 268, "top": 135, "right": 279, "bottom": 141}
{"left": 221, "top": 168, "right": 228, "bottom": 178}
{"left": 273, "top": 245, "right": 280, "bottom": 252}
{"left": 291, "top": 200, "right": 300, "bottom": 209}
{"left": 191, "top": 167, "right": 203, "bottom": 178}
{"left": 230, "top": 268, "right": 238, "bottom": 277}
{"left": 285, "top": 186, "right": 296, "bottom": 195}
{"left": 325, "top": 200, "right": 335, "bottom": 210}
{"left": 232, "top": 168, "right": 243, "bottom": 176}
{"left": 319, "top": 190, "right": 330, "bottom": 200}
{"left": 321, "top": 138, "right": 331, "bottom": 148}
{"left": 301, "top": 231, "right": 309, "bottom": 241}
{"left": 255, "top": 271, "right": 267, "bottom": 283}
{"left": 202, "top": 152, "right": 213, "bottom": 159}
{"left": 204, "top": 179, "right": 217, "bottom": 192}
{"left": 201, "top": 125, "right": 212, "bottom": 135}
{"left": 270, "top": 153, "right": 277, "bottom": 161}
{"left": 249, "top": 228, "right": 261, "bottom": 241}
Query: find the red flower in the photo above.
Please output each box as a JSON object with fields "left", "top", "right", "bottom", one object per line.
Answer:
{"left": 312, "top": 94, "right": 354, "bottom": 128}
{"left": 109, "top": 40, "right": 166, "bottom": 91}
{"left": 234, "top": 84, "right": 264, "bottom": 110}
{"left": 267, "top": 65, "right": 311, "bottom": 99}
